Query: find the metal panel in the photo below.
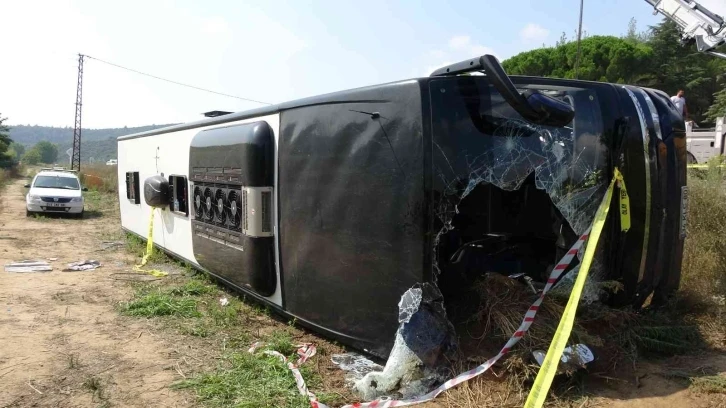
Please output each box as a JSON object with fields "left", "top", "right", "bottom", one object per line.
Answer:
{"left": 279, "top": 81, "right": 426, "bottom": 358}
{"left": 189, "top": 121, "right": 277, "bottom": 297}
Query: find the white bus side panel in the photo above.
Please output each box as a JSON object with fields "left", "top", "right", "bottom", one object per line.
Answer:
{"left": 117, "top": 113, "right": 282, "bottom": 307}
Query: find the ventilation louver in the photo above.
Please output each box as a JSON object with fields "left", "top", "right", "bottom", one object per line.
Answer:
{"left": 227, "top": 189, "right": 242, "bottom": 229}
{"left": 214, "top": 188, "right": 227, "bottom": 225}
{"left": 193, "top": 186, "right": 203, "bottom": 219}
{"left": 203, "top": 187, "right": 215, "bottom": 222}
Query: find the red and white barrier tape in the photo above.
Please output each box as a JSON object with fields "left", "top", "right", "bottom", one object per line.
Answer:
{"left": 248, "top": 341, "right": 323, "bottom": 407}
{"left": 249, "top": 230, "right": 591, "bottom": 408}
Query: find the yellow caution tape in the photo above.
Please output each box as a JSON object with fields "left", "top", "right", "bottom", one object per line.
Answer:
{"left": 132, "top": 209, "right": 168, "bottom": 277}
{"left": 687, "top": 163, "right": 726, "bottom": 169}
{"left": 524, "top": 168, "right": 629, "bottom": 408}
{"left": 614, "top": 168, "right": 630, "bottom": 232}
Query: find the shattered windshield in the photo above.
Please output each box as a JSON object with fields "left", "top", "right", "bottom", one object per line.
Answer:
{"left": 33, "top": 175, "right": 81, "bottom": 190}
{"left": 430, "top": 77, "right": 607, "bottom": 240}
{"left": 348, "top": 77, "right": 613, "bottom": 402}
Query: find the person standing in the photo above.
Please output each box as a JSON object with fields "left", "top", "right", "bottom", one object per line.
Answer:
{"left": 670, "top": 89, "right": 688, "bottom": 119}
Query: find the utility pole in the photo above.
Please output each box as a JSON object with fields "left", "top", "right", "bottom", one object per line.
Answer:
{"left": 71, "top": 53, "right": 84, "bottom": 171}
{"left": 574, "top": 0, "right": 584, "bottom": 79}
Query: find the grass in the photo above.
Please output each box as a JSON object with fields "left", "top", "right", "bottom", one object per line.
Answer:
{"left": 116, "top": 264, "right": 349, "bottom": 406}
{"left": 83, "top": 375, "right": 107, "bottom": 401}
{"left": 0, "top": 165, "right": 24, "bottom": 190}
{"left": 79, "top": 164, "right": 118, "bottom": 194}
{"left": 68, "top": 353, "right": 81, "bottom": 369}
{"left": 681, "top": 159, "right": 726, "bottom": 305}
{"left": 121, "top": 288, "right": 201, "bottom": 318}
{"left": 109, "top": 157, "right": 726, "bottom": 407}
{"left": 172, "top": 330, "right": 332, "bottom": 408}
{"left": 690, "top": 375, "right": 726, "bottom": 394}
{"left": 125, "top": 232, "right": 168, "bottom": 264}
{"left": 0, "top": 168, "right": 9, "bottom": 188}
{"left": 438, "top": 160, "right": 726, "bottom": 403}
{"left": 169, "top": 280, "right": 217, "bottom": 297}
{"left": 670, "top": 157, "right": 726, "bottom": 352}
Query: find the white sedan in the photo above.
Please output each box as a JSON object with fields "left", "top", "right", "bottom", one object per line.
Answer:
{"left": 25, "top": 169, "right": 88, "bottom": 218}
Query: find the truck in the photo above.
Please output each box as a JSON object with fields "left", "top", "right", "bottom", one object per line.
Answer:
{"left": 116, "top": 55, "right": 688, "bottom": 359}
{"left": 685, "top": 116, "right": 725, "bottom": 163}
{"left": 642, "top": 1, "right": 726, "bottom": 164}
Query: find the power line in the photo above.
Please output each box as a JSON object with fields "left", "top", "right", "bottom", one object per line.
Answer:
{"left": 84, "top": 54, "right": 273, "bottom": 105}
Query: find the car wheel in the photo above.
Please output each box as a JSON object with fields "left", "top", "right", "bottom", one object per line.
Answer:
{"left": 26, "top": 210, "right": 32, "bottom": 217}
{"left": 77, "top": 210, "right": 85, "bottom": 219}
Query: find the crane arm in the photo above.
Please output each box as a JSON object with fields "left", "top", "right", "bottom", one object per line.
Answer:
{"left": 644, "top": 0, "right": 726, "bottom": 59}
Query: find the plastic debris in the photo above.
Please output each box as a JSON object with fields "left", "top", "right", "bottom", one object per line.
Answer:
{"left": 48, "top": 257, "right": 58, "bottom": 261}
{"left": 5, "top": 260, "right": 53, "bottom": 273}
{"left": 532, "top": 343, "right": 594, "bottom": 374}
{"left": 219, "top": 297, "right": 229, "bottom": 307}
{"left": 354, "top": 283, "right": 457, "bottom": 401}
{"left": 62, "top": 260, "right": 102, "bottom": 272}
{"left": 508, "top": 273, "right": 538, "bottom": 294}
{"left": 98, "top": 241, "right": 124, "bottom": 251}
{"left": 331, "top": 353, "right": 384, "bottom": 385}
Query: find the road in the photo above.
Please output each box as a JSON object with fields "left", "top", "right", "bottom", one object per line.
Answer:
{"left": 0, "top": 177, "right": 192, "bottom": 408}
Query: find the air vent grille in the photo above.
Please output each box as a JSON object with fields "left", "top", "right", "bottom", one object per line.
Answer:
{"left": 190, "top": 182, "right": 272, "bottom": 237}
{"left": 243, "top": 189, "right": 248, "bottom": 231}
{"left": 261, "top": 191, "right": 271, "bottom": 233}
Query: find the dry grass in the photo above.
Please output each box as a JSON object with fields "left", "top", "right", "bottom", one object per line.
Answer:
{"left": 681, "top": 161, "right": 726, "bottom": 308}
{"left": 690, "top": 375, "right": 726, "bottom": 394}
{"left": 0, "top": 165, "right": 24, "bottom": 187}
{"left": 453, "top": 273, "right": 701, "bottom": 380}
{"left": 442, "top": 162, "right": 726, "bottom": 404}
{"left": 672, "top": 161, "right": 726, "bottom": 353}
{"left": 79, "top": 164, "right": 118, "bottom": 194}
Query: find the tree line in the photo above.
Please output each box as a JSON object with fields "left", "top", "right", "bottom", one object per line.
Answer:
{"left": 2, "top": 17, "right": 725, "bottom": 168}
{"left": 502, "top": 18, "right": 726, "bottom": 125}
{"left": 1, "top": 114, "right": 59, "bottom": 167}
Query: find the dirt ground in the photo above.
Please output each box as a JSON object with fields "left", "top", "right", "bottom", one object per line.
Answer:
{"left": 0, "top": 177, "right": 195, "bottom": 408}
{"left": 1, "top": 175, "right": 725, "bottom": 408}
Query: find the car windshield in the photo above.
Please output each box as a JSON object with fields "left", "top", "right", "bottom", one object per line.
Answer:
{"left": 33, "top": 175, "right": 80, "bottom": 190}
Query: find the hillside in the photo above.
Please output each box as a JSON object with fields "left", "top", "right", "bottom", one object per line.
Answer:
{"left": 8, "top": 124, "right": 175, "bottom": 163}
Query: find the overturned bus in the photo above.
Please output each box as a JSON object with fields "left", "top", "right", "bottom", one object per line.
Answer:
{"left": 117, "top": 55, "right": 687, "bottom": 360}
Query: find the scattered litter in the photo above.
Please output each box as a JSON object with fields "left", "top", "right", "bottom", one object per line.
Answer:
{"left": 532, "top": 343, "right": 594, "bottom": 374}
{"left": 5, "top": 260, "right": 53, "bottom": 273}
{"left": 219, "top": 297, "right": 229, "bottom": 307}
{"left": 48, "top": 258, "right": 58, "bottom": 261}
{"left": 331, "top": 353, "right": 384, "bottom": 385}
{"left": 98, "top": 241, "right": 124, "bottom": 251}
{"left": 62, "top": 260, "right": 102, "bottom": 272}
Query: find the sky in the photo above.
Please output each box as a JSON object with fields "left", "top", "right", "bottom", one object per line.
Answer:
{"left": 1, "top": 0, "right": 724, "bottom": 128}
